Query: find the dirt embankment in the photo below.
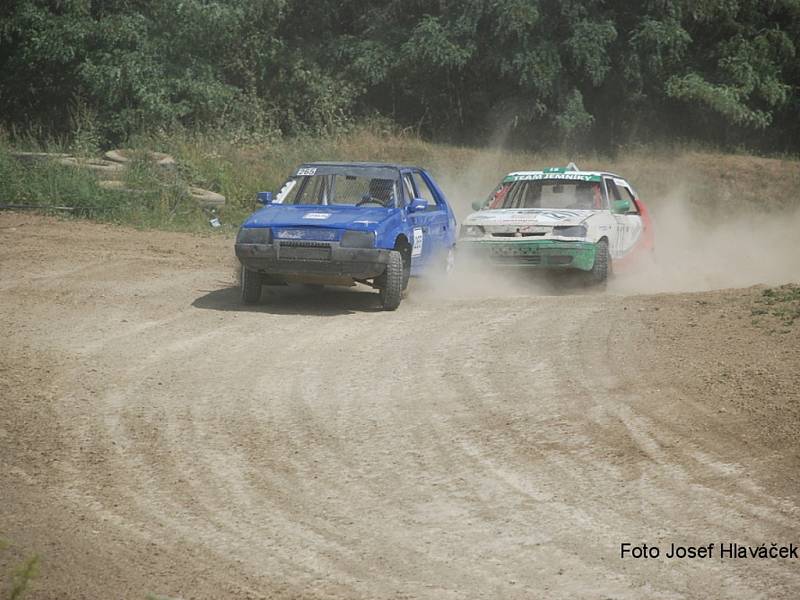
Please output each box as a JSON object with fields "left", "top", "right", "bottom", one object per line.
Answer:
{"left": 1, "top": 213, "right": 798, "bottom": 599}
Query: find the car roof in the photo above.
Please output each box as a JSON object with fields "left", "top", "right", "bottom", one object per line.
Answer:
{"left": 505, "top": 166, "right": 627, "bottom": 180}
{"left": 300, "top": 161, "right": 422, "bottom": 171}
{"left": 506, "top": 170, "right": 625, "bottom": 178}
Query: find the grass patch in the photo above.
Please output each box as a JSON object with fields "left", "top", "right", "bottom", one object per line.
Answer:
{"left": 0, "top": 143, "right": 212, "bottom": 232}
{"left": 1, "top": 538, "right": 39, "bottom": 600}
{"left": 752, "top": 285, "right": 800, "bottom": 327}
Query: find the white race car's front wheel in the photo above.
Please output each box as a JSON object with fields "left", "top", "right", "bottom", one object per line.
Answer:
{"left": 588, "top": 239, "right": 610, "bottom": 285}
{"left": 429, "top": 246, "right": 455, "bottom": 278}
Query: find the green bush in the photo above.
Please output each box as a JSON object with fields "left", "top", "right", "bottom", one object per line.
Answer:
{"left": 2, "top": 1, "right": 800, "bottom": 151}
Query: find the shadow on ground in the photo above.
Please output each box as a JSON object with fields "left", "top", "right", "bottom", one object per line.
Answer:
{"left": 192, "top": 284, "right": 384, "bottom": 316}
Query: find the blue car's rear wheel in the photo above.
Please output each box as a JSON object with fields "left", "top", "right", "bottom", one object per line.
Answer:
{"left": 240, "top": 265, "right": 262, "bottom": 304}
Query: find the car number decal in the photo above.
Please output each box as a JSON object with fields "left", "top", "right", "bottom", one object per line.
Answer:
{"left": 296, "top": 167, "right": 317, "bottom": 176}
{"left": 412, "top": 227, "right": 423, "bottom": 257}
{"left": 303, "top": 212, "right": 331, "bottom": 220}
{"left": 274, "top": 179, "right": 296, "bottom": 204}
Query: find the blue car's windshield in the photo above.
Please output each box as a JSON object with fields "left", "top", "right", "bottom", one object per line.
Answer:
{"left": 277, "top": 173, "right": 399, "bottom": 208}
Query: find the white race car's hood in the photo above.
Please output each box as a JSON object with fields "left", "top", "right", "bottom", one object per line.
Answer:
{"left": 464, "top": 208, "right": 595, "bottom": 227}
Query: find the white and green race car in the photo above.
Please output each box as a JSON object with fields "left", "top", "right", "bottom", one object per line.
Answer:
{"left": 458, "top": 164, "right": 654, "bottom": 282}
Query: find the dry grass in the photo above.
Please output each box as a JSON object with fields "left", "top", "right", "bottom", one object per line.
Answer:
{"left": 130, "top": 127, "right": 800, "bottom": 224}
{"left": 3, "top": 125, "right": 799, "bottom": 230}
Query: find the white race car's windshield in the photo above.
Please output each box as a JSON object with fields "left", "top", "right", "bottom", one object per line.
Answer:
{"left": 277, "top": 174, "right": 398, "bottom": 207}
{"left": 485, "top": 178, "right": 607, "bottom": 210}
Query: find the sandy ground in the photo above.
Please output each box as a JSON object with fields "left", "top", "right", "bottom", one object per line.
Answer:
{"left": 1, "top": 214, "right": 798, "bottom": 599}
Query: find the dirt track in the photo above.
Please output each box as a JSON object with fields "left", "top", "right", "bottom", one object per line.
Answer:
{"left": 1, "top": 214, "right": 798, "bottom": 599}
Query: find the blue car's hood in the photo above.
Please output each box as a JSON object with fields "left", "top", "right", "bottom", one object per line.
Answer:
{"left": 243, "top": 204, "right": 394, "bottom": 230}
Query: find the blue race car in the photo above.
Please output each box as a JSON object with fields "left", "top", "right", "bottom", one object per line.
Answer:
{"left": 235, "top": 162, "right": 457, "bottom": 310}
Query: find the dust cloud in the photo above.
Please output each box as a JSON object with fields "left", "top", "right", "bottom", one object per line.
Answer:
{"left": 611, "top": 186, "right": 800, "bottom": 294}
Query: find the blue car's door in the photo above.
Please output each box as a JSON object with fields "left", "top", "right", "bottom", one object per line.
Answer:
{"left": 411, "top": 169, "right": 451, "bottom": 257}
{"left": 400, "top": 170, "right": 447, "bottom": 272}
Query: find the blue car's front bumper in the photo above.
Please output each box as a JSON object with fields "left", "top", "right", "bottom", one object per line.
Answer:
{"left": 235, "top": 241, "right": 392, "bottom": 279}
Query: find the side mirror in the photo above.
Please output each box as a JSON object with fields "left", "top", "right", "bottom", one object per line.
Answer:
{"left": 471, "top": 200, "right": 484, "bottom": 211}
{"left": 257, "top": 191, "right": 273, "bottom": 205}
{"left": 612, "top": 199, "right": 631, "bottom": 214}
{"left": 408, "top": 197, "right": 428, "bottom": 212}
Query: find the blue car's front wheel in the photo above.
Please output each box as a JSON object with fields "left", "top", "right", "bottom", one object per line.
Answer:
{"left": 377, "top": 250, "right": 404, "bottom": 311}
{"left": 240, "top": 265, "right": 262, "bottom": 304}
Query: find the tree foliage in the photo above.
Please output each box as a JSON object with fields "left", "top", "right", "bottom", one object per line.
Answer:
{"left": 1, "top": 0, "right": 798, "bottom": 151}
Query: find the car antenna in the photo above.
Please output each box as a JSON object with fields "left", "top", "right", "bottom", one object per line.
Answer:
{"left": 566, "top": 162, "right": 579, "bottom": 171}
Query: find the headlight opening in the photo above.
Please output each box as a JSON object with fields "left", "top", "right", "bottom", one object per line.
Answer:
{"left": 552, "top": 225, "right": 587, "bottom": 238}
{"left": 236, "top": 227, "right": 272, "bottom": 244}
{"left": 340, "top": 230, "right": 376, "bottom": 248}
{"left": 460, "top": 225, "right": 485, "bottom": 238}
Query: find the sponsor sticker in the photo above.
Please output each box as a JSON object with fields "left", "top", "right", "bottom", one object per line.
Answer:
{"left": 276, "top": 229, "right": 305, "bottom": 239}
{"left": 303, "top": 212, "right": 331, "bottom": 220}
{"left": 471, "top": 209, "right": 586, "bottom": 224}
{"left": 275, "top": 228, "right": 338, "bottom": 241}
{"left": 503, "top": 173, "right": 602, "bottom": 183}
{"left": 412, "top": 227, "right": 423, "bottom": 257}
{"left": 535, "top": 210, "right": 583, "bottom": 221}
